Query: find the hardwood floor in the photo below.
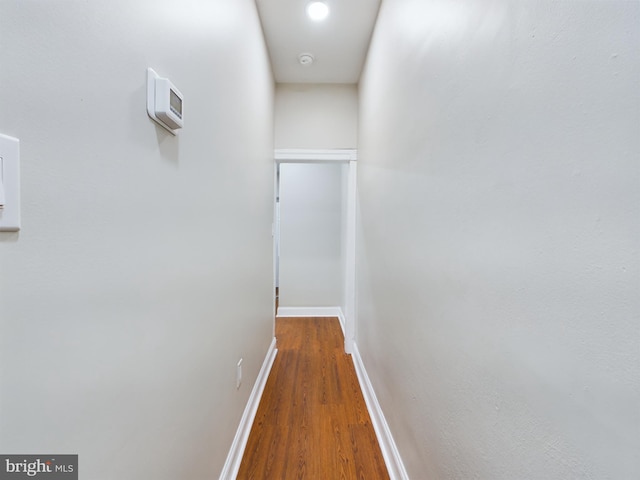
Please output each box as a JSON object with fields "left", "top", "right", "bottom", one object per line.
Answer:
{"left": 237, "top": 317, "right": 390, "bottom": 479}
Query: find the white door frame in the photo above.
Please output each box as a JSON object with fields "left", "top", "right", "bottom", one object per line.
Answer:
{"left": 274, "top": 149, "right": 357, "bottom": 354}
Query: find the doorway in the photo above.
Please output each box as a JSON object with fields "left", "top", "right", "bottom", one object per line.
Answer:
{"left": 273, "top": 149, "right": 357, "bottom": 354}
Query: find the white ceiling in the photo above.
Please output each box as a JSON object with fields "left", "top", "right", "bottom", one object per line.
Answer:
{"left": 255, "top": 0, "right": 381, "bottom": 84}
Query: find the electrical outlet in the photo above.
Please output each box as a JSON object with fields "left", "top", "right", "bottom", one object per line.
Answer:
{"left": 236, "top": 358, "right": 243, "bottom": 389}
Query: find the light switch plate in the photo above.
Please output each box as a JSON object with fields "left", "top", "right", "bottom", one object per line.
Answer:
{"left": 0, "top": 134, "right": 20, "bottom": 232}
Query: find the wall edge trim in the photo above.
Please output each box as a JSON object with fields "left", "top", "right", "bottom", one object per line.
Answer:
{"left": 274, "top": 148, "right": 357, "bottom": 162}
{"left": 218, "top": 337, "right": 278, "bottom": 480}
{"left": 351, "top": 342, "right": 410, "bottom": 480}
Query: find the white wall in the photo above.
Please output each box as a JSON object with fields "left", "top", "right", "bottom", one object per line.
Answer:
{"left": 278, "top": 163, "right": 346, "bottom": 309}
{"left": 357, "top": 1, "right": 640, "bottom": 479}
{"left": 275, "top": 83, "right": 358, "bottom": 149}
{"left": 274, "top": 83, "right": 356, "bottom": 313}
{"left": 0, "top": 1, "right": 274, "bottom": 478}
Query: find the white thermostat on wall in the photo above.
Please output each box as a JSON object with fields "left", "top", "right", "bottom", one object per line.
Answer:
{"left": 147, "top": 68, "right": 183, "bottom": 134}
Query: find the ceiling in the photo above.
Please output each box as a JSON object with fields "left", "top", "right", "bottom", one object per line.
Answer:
{"left": 255, "top": 0, "right": 382, "bottom": 84}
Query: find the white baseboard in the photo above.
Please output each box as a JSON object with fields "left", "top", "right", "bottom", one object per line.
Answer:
{"left": 218, "top": 337, "right": 278, "bottom": 480}
{"left": 276, "top": 306, "right": 345, "bottom": 335}
{"left": 351, "top": 343, "right": 410, "bottom": 480}
{"left": 337, "top": 309, "right": 346, "bottom": 336}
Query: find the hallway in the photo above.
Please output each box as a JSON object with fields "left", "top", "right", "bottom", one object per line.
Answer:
{"left": 1, "top": 1, "right": 637, "bottom": 479}
{"left": 237, "top": 317, "right": 389, "bottom": 479}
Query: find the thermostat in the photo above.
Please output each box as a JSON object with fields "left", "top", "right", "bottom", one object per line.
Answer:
{"left": 147, "top": 68, "right": 183, "bottom": 134}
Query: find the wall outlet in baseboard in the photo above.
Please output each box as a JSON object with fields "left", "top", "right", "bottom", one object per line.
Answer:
{"left": 236, "top": 358, "right": 243, "bottom": 389}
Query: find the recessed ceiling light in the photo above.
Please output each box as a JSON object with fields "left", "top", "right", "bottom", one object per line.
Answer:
{"left": 306, "top": 1, "right": 329, "bottom": 21}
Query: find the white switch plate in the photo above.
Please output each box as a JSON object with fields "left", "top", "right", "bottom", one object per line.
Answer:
{"left": 0, "top": 134, "right": 20, "bottom": 232}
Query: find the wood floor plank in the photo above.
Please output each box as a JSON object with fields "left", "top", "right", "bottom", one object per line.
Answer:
{"left": 237, "top": 317, "right": 389, "bottom": 479}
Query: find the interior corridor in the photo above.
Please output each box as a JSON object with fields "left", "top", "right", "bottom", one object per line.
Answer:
{"left": 1, "top": 2, "right": 637, "bottom": 479}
